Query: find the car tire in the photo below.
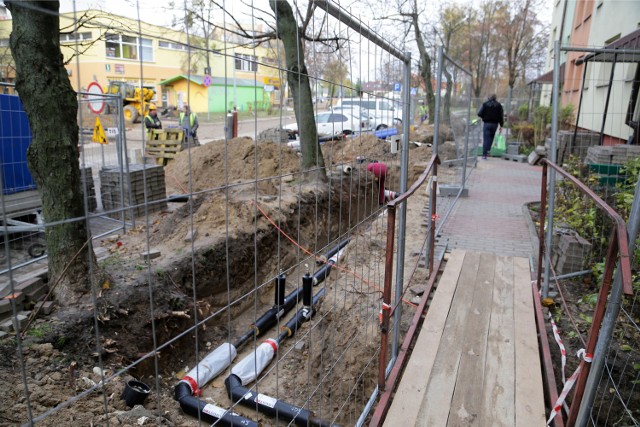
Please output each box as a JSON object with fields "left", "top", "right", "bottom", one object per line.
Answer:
{"left": 376, "top": 124, "right": 388, "bottom": 130}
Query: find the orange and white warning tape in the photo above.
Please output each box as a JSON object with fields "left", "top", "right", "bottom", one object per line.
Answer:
{"left": 548, "top": 312, "right": 567, "bottom": 383}
{"left": 545, "top": 349, "right": 593, "bottom": 426}
{"left": 378, "top": 302, "right": 391, "bottom": 325}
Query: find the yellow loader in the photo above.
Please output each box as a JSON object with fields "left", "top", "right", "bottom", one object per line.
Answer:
{"left": 106, "top": 81, "right": 156, "bottom": 124}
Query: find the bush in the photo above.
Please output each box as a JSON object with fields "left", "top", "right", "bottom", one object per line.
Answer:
{"left": 560, "top": 104, "right": 575, "bottom": 129}
{"left": 518, "top": 104, "right": 529, "bottom": 121}
{"left": 512, "top": 122, "right": 535, "bottom": 147}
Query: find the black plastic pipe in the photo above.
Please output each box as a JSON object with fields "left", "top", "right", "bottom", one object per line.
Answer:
{"left": 313, "top": 262, "right": 334, "bottom": 286}
{"left": 319, "top": 238, "right": 350, "bottom": 264}
{"left": 233, "top": 287, "right": 302, "bottom": 349}
{"left": 275, "top": 271, "right": 286, "bottom": 307}
{"left": 225, "top": 375, "right": 337, "bottom": 427}
{"left": 174, "top": 382, "right": 258, "bottom": 427}
{"left": 277, "top": 289, "right": 325, "bottom": 345}
{"left": 303, "top": 272, "right": 313, "bottom": 307}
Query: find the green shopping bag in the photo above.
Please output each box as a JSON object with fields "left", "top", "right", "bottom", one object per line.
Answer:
{"left": 490, "top": 132, "right": 506, "bottom": 156}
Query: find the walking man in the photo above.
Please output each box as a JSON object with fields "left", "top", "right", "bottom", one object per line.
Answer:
{"left": 477, "top": 94, "right": 504, "bottom": 159}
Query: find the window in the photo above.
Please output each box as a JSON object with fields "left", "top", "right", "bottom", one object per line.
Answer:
{"left": 105, "top": 33, "right": 153, "bottom": 62}
{"left": 328, "top": 114, "right": 348, "bottom": 123}
{"left": 60, "top": 32, "right": 92, "bottom": 43}
{"left": 316, "top": 113, "right": 331, "bottom": 123}
{"left": 158, "top": 41, "right": 187, "bottom": 51}
{"left": 235, "top": 54, "right": 257, "bottom": 72}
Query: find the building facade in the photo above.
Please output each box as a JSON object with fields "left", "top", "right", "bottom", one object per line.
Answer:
{"left": 0, "top": 10, "right": 282, "bottom": 114}
{"left": 539, "top": 0, "right": 640, "bottom": 144}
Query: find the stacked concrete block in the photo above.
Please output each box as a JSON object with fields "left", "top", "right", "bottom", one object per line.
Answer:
{"left": 100, "top": 164, "right": 167, "bottom": 220}
{"left": 547, "top": 131, "right": 600, "bottom": 163}
{"left": 611, "top": 144, "right": 640, "bottom": 164}
{"left": 585, "top": 146, "right": 614, "bottom": 164}
{"left": 506, "top": 143, "right": 520, "bottom": 155}
{"left": 584, "top": 144, "right": 640, "bottom": 165}
{"left": 553, "top": 233, "right": 592, "bottom": 276}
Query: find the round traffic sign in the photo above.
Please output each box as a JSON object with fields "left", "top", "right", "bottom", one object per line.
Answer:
{"left": 203, "top": 74, "right": 212, "bottom": 88}
{"left": 87, "top": 82, "right": 105, "bottom": 114}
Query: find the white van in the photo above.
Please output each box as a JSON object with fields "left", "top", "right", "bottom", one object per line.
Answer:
{"left": 333, "top": 98, "right": 402, "bottom": 129}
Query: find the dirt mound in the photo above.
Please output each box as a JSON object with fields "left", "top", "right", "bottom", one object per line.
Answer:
{"left": 322, "top": 134, "right": 388, "bottom": 166}
{"left": 165, "top": 137, "right": 301, "bottom": 193}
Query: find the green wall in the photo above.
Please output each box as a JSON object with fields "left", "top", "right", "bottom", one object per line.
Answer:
{"left": 208, "top": 85, "right": 269, "bottom": 113}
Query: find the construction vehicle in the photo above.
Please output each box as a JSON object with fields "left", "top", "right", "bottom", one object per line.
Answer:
{"left": 106, "top": 81, "right": 156, "bottom": 124}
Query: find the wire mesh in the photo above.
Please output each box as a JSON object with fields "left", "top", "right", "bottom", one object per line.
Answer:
{"left": 0, "top": 1, "right": 470, "bottom": 426}
{"left": 540, "top": 43, "right": 640, "bottom": 426}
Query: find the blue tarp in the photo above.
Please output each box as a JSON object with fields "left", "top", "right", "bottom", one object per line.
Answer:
{"left": 0, "top": 94, "right": 36, "bottom": 195}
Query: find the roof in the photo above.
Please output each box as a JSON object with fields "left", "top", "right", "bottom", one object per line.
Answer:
{"left": 159, "top": 74, "right": 262, "bottom": 87}
{"left": 529, "top": 63, "right": 565, "bottom": 85}
{"left": 576, "top": 28, "right": 640, "bottom": 65}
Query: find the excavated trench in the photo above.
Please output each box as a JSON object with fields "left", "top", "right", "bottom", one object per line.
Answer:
{"left": 121, "top": 174, "right": 379, "bottom": 381}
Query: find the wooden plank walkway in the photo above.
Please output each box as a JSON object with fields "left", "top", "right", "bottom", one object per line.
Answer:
{"left": 383, "top": 250, "right": 546, "bottom": 426}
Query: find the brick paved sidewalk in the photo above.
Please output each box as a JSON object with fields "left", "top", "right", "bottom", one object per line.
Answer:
{"left": 438, "top": 157, "right": 542, "bottom": 258}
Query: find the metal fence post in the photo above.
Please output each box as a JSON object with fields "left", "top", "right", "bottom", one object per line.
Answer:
{"left": 543, "top": 40, "right": 561, "bottom": 298}
{"left": 392, "top": 51, "right": 412, "bottom": 362}
{"left": 425, "top": 46, "right": 444, "bottom": 271}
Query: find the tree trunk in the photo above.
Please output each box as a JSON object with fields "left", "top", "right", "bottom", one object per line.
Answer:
{"left": 6, "top": 1, "right": 96, "bottom": 302}
{"left": 269, "top": 0, "right": 326, "bottom": 180}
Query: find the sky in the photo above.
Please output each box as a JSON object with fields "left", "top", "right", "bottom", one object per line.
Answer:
{"left": 59, "top": 0, "right": 554, "bottom": 29}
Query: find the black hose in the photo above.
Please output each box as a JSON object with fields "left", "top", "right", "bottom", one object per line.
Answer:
{"left": 174, "top": 382, "right": 258, "bottom": 427}
{"left": 225, "top": 375, "right": 338, "bottom": 427}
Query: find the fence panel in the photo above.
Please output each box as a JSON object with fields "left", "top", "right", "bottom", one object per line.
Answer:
{"left": 0, "top": 2, "right": 459, "bottom": 427}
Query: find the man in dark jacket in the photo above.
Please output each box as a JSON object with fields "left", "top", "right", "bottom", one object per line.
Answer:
{"left": 477, "top": 94, "right": 504, "bottom": 159}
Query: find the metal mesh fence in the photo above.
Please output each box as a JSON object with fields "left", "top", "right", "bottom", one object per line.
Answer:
{"left": 539, "top": 43, "right": 640, "bottom": 427}
{"left": 0, "top": 2, "right": 479, "bottom": 426}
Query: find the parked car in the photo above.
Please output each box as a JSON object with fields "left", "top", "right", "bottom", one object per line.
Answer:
{"left": 333, "top": 98, "right": 402, "bottom": 129}
{"left": 283, "top": 111, "right": 371, "bottom": 137}
{"left": 329, "top": 105, "right": 377, "bottom": 130}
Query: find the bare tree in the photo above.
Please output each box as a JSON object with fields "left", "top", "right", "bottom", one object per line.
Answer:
{"left": 195, "top": 1, "right": 344, "bottom": 178}
{"left": 323, "top": 57, "right": 349, "bottom": 98}
{"left": 466, "top": 1, "right": 500, "bottom": 100}
{"left": 493, "top": 0, "right": 545, "bottom": 123}
{"left": 375, "top": 0, "right": 436, "bottom": 123}
{"left": 6, "top": 0, "right": 96, "bottom": 302}
{"left": 434, "top": 3, "right": 467, "bottom": 123}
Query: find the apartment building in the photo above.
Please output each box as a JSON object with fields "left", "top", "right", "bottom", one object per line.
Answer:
{"left": 538, "top": 0, "right": 640, "bottom": 144}
{"left": 0, "top": 10, "right": 281, "bottom": 113}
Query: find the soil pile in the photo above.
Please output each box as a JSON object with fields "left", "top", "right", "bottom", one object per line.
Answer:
{"left": 165, "top": 137, "right": 301, "bottom": 193}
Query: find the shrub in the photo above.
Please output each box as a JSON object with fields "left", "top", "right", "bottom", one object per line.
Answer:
{"left": 518, "top": 104, "right": 529, "bottom": 121}
{"left": 560, "top": 104, "right": 575, "bottom": 129}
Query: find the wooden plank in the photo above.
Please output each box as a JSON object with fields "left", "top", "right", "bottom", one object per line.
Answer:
{"left": 479, "top": 255, "right": 516, "bottom": 426}
{"left": 416, "top": 251, "right": 481, "bottom": 426}
{"left": 383, "top": 249, "right": 466, "bottom": 427}
{"left": 448, "top": 252, "right": 495, "bottom": 425}
{"left": 513, "top": 257, "right": 546, "bottom": 426}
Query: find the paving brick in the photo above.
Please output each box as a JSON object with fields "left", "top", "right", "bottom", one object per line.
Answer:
{"left": 34, "top": 301, "right": 55, "bottom": 316}
{"left": 0, "top": 313, "right": 28, "bottom": 333}
{"left": 141, "top": 249, "right": 161, "bottom": 260}
{"left": 15, "top": 277, "right": 44, "bottom": 295}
